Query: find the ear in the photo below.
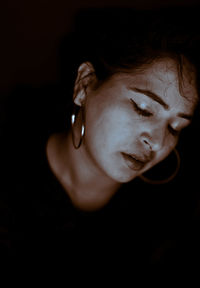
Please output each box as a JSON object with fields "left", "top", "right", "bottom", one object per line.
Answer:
{"left": 73, "top": 62, "right": 96, "bottom": 107}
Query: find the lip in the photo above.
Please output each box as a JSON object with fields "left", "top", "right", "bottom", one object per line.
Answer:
{"left": 128, "top": 153, "right": 152, "bottom": 163}
{"left": 121, "top": 152, "right": 150, "bottom": 171}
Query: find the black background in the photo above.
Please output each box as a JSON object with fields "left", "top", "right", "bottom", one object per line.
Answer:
{"left": 0, "top": 0, "right": 200, "bottom": 94}
{"left": 1, "top": 0, "right": 200, "bottom": 273}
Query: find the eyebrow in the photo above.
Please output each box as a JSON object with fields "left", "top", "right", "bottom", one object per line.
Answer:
{"left": 130, "top": 87, "right": 169, "bottom": 109}
{"left": 130, "top": 87, "right": 193, "bottom": 120}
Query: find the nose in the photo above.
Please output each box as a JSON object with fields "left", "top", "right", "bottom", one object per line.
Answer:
{"left": 140, "top": 127, "right": 166, "bottom": 152}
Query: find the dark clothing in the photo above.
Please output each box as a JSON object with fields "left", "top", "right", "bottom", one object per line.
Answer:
{"left": 1, "top": 84, "right": 200, "bottom": 273}
{"left": 1, "top": 85, "right": 152, "bottom": 266}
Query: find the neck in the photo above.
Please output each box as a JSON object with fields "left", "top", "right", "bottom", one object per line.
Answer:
{"left": 46, "top": 131, "right": 121, "bottom": 211}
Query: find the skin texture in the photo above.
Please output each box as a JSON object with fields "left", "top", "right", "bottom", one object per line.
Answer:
{"left": 46, "top": 58, "right": 198, "bottom": 211}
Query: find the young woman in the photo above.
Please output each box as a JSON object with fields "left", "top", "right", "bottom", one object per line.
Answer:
{"left": 46, "top": 7, "right": 199, "bottom": 211}
{"left": 2, "top": 6, "right": 200, "bottom": 268}
{"left": 46, "top": 57, "right": 198, "bottom": 211}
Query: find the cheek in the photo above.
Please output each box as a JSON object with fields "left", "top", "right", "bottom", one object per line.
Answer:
{"left": 154, "top": 140, "right": 177, "bottom": 166}
{"left": 85, "top": 103, "right": 136, "bottom": 153}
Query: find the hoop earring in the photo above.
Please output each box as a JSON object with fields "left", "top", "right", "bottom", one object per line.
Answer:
{"left": 71, "top": 104, "right": 85, "bottom": 149}
{"left": 139, "top": 148, "right": 181, "bottom": 185}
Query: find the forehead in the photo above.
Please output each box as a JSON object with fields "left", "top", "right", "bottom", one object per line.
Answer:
{"left": 121, "top": 58, "right": 198, "bottom": 111}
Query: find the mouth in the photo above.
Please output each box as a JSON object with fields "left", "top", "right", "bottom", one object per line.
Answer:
{"left": 121, "top": 152, "right": 150, "bottom": 171}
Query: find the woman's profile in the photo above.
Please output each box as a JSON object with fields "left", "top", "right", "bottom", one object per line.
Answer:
{"left": 2, "top": 6, "right": 200, "bottom": 270}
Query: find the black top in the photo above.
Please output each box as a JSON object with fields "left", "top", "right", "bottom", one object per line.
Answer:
{"left": 1, "top": 84, "right": 200, "bottom": 272}
{"left": 0, "top": 85, "right": 151, "bottom": 266}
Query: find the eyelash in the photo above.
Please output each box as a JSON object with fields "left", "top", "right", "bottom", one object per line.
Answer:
{"left": 130, "top": 99, "right": 153, "bottom": 117}
{"left": 130, "top": 99, "right": 180, "bottom": 136}
{"left": 168, "top": 125, "right": 180, "bottom": 136}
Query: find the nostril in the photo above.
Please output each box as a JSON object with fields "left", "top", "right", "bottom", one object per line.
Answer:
{"left": 143, "top": 139, "right": 152, "bottom": 150}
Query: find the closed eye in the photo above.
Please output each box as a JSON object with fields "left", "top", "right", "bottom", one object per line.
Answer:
{"left": 168, "top": 125, "right": 180, "bottom": 136}
{"left": 130, "top": 99, "right": 153, "bottom": 117}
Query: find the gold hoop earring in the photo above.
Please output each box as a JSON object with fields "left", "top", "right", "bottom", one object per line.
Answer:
{"left": 71, "top": 104, "right": 85, "bottom": 149}
{"left": 139, "top": 148, "right": 181, "bottom": 185}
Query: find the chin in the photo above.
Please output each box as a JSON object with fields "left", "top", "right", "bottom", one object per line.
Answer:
{"left": 108, "top": 169, "right": 139, "bottom": 184}
{"left": 101, "top": 154, "right": 148, "bottom": 183}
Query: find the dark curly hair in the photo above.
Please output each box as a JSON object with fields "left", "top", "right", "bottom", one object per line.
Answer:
{"left": 59, "top": 6, "right": 200, "bottom": 103}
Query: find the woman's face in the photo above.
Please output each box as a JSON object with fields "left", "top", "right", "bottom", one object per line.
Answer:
{"left": 78, "top": 58, "right": 198, "bottom": 183}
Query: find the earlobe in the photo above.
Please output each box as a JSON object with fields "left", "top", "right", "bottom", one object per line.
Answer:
{"left": 73, "top": 89, "right": 86, "bottom": 106}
